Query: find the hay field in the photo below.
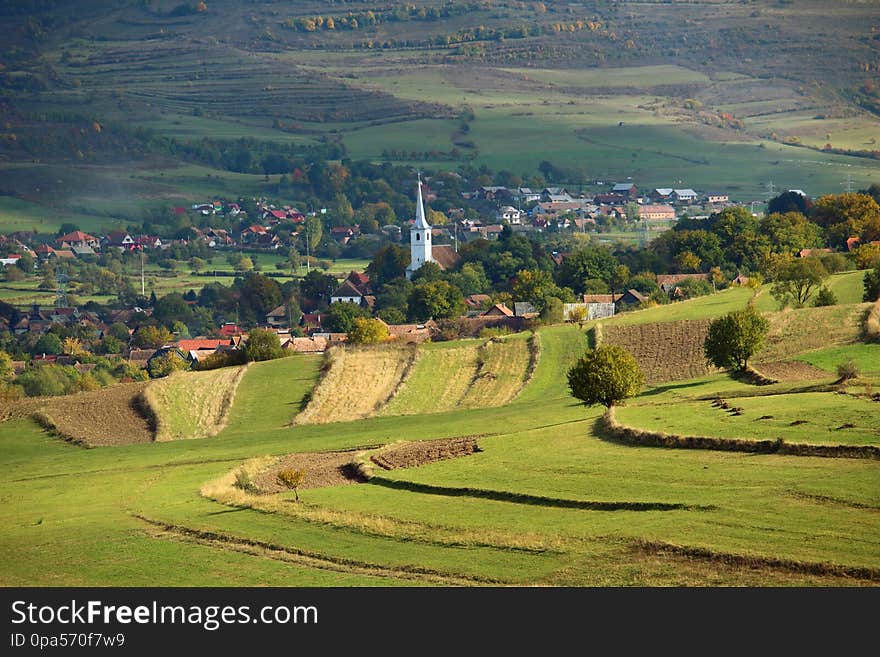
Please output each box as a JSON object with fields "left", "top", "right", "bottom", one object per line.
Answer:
{"left": 143, "top": 366, "right": 248, "bottom": 441}
{"left": 295, "top": 346, "right": 417, "bottom": 425}
{"left": 460, "top": 336, "right": 533, "bottom": 409}
{"left": 600, "top": 319, "right": 717, "bottom": 384}
{"left": 758, "top": 304, "right": 868, "bottom": 363}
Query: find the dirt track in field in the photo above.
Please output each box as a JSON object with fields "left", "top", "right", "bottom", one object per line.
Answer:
{"left": 371, "top": 436, "right": 482, "bottom": 470}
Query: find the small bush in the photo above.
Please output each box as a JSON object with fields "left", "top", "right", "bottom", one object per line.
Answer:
{"left": 812, "top": 287, "right": 837, "bottom": 307}
{"left": 234, "top": 468, "right": 258, "bottom": 493}
{"left": 479, "top": 326, "right": 511, "bottom": 339}
{"left": 836, "top": 359, "right": 860, "bottom": 382}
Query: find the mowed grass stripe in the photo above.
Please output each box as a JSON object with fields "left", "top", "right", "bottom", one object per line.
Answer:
{"left": 380, "top": 344, "right": 480, "bottom": 416}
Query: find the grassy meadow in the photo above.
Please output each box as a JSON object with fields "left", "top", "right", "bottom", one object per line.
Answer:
{"left": 2, "top": 290, "right": 879, "bottom": 586}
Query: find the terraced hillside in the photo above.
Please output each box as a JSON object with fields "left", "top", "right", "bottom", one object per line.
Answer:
{"left": 2, "top": 314, "right": 880, "bottom": 587}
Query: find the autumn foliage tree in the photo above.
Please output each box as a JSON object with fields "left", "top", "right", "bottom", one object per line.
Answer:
{"left": 277, "top": 468, "right": 306, "bottom": 502}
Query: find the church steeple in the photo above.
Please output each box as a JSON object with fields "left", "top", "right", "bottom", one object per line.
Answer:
{"left": 406, "top": 173, "right": 433, "bottom": 279}
{"left": 413, "top": 172, "right": 431, "bottom": 230}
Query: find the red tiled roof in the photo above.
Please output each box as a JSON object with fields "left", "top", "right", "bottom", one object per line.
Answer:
{"left": 218, "top": 324, "right": 243, "bottom": 336}
{"left": 482, "top": 303, "right": 514, "bottom": 317}
{"left": 177, "top": 339, "right": 230, "bottom": 351}
{"left": 56, "top": 230, "right": 97, "bottom": 243}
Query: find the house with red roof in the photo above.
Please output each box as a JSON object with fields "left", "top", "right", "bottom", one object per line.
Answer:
{"left": 56, "top": 231, "right": 99, "bottom": 249}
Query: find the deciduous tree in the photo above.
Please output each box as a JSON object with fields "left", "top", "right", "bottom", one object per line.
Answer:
{"left": 704, "top": 307, "right": 769, "bottom": 372}
{"left": 567, "top": 345, "right": 644, "bottom": 408}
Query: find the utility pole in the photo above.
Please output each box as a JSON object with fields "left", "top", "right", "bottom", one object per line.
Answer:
{"left": 842, "top": 173, "right": 854, "bottom": 193}
{"left": 765, "top": 181, "right": 776, "bottom": 199}
{"left": 305, "top": 222, "right": 310, "bottom": 273}
{"left": 140, "top": 249, "right": 145, "bottom": 297}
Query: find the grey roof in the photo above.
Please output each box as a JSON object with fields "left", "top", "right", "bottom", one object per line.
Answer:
{"left": 612, "top": 183, "right": 635, "bottom": 191}
{"left": 513, "top": 302, "right": 538, "bottom": 317}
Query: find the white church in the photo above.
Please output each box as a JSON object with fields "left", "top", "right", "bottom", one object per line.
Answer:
{"left": 406, "top": 175, "right": 433, "bottom": 279}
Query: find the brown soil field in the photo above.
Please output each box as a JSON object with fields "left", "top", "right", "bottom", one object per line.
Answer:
{"left": 254, "top": 436, "right": 483, "bottom": 494}
{"left": 371, "top": 436, "right": 482, "bottom": 470}
{"left": 34, "top": 382, "right": 153, "bottom": 446}
{"left": 600, "top": 319, "right": 718, "bottom": 384}
{"left": 254, "top": 449, "right": 368, "bottom": 493}
{"left": 752, "top": 361, "right": 831, "bottom": 382}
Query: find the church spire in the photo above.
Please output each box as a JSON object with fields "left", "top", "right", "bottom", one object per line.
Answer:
{"left": 413, "top": 172, "right": 431, "bottom": 230}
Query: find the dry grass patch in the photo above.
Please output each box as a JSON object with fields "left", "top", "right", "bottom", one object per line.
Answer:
{"left": 600, "top": 319, "right": 718, "bottom": 384}
{"left": 865, "top": 299, "right": 880, "bottom": 342}
{"left": 33, "top": 381, "right": 153, "bottom": 446}
{"left": 758, "top": 304, "right": 867, "bottom": 362}
{"left": 294, "top": 345, "right": 416, "bottom": 425}
{"left": 460, "top": 336, "right": 532, "bottom": 408}
{"left": 144, "top": 366, "right": 247, "bottom": 441}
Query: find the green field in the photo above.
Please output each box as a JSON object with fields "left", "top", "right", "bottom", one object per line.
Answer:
{"left": 617, "top": 384, "right": 880, "bottom": 447}
{"left": 2, "top": 313, "right": 879, "bottom": 586}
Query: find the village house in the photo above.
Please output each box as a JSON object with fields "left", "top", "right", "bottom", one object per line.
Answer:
{"left": 330, "top": 225, "right": 360, "bottom": 245}
{"left": 541, "top": 187, "right": 572, "bottom": 202}
{"left": 512, "top": 188, "right": 541, "bottom": 204}
{"left": 656, "top": 273, "right": 710, "bottom": 293}
{"left": 705, "top": 193, "right": 729, "bottom": 204}
{"left": 611, "top": 183, "right": 638, "bottom": 199}
{"left": 496, "top": 206, "right": 523, "bottom": 224}
{"left": 650, "top": 188, "right": 674, "bottom": 202}
{"left": 639, "top": 204, "right": 676, "bottom": 221}
{"left": 103, "top": 231, "right": 136, "bottom": 251}
{"left": 330, "top": 271, "right": 372, "bottom": 306}
{"left": 481, "top": 303, "right": 514, "bottom": 318}
{"left": 671, "top": 189, "right": 699, "bottom": 204}
{"left": 265, "top": 304, "right": 290, "bottom": 328}
{"left": 56, "top": 231, "right": 99, "bottom": 250}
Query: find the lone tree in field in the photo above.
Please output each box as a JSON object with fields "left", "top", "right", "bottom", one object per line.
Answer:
{"left": 771, "top": 258, "right": 828, "bottom": 308}
{"left": 567, "top": 344, "right": 644, "bottom": 408}
{"left": 276, "top": 468, "right": 306, "bottom": 502}
{"left": 704, "top": 307, "right": 769, "bottom": 373}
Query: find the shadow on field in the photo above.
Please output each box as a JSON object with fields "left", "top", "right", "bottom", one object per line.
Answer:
{"left": 368, "top": 477, "right": 713, "bottom": 512}
{"left": 638, "top": 380, "right": 708, "bottom": 397}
